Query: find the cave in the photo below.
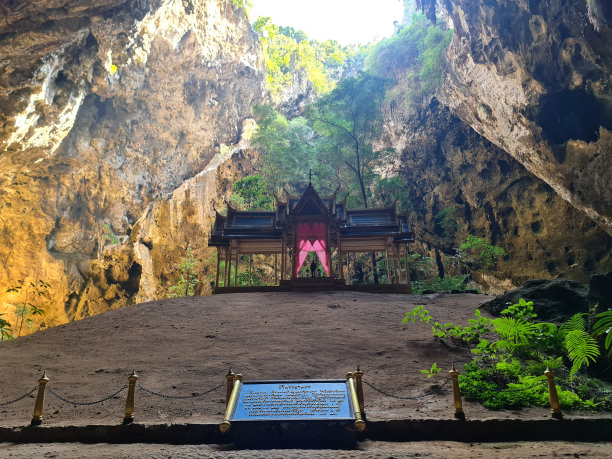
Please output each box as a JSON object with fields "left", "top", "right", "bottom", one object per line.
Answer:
{"left": 536, "top": 89, "right": 612, "bottom": 146}
{"left": 122, "top": 262, "right": 142, "bottom": 295}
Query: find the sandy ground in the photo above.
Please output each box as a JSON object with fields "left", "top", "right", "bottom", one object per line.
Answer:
{"left": 2, "top": 440, "right": 612, "bottom": 458}
{"left": 1, "top": 291, "right": 611, "bottom": 457}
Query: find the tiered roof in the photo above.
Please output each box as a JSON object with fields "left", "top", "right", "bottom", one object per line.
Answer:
{"left": 208, "top": 184, "right": 414, "bottom": 247}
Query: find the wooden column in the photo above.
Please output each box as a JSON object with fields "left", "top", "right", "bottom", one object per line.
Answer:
{"left": 281, "top": 234, "right": 286, "bottom": 281}
{"left": 338, "top": 234, "right": 344, "bottom": 280}
{"left": 225, "top": 248, "right": 231, "bottom": 289}
{"left": 248, "top": 254, "right": 252, "bottom": 286}
{"left": 385, "top": 247, "right": 392, "bottom": 285}
{"left": 215, "top": 249, "right": 221, "bottom": 288}
{"left": 274, "top": 254, "right": 278, "bottom": 285}
{"left": 233, "top": 247, "right": 239, "bottom": 287}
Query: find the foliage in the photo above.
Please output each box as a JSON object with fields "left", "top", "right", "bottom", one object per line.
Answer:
{"left": 372, "top": 176, "right": 413, "bottom": 213}
{"left": 365, "top": 14, "right": 452, "bottom": 102}
{"left": 592, "top": 309, "right": 612, "bottom": 356}
{"left": 412, "top": 274, "right": 476, "bottom": 294}
{"left": 405, "top": 253, "right": 436, "bottom": 279}
{"left": 0, "top": 314, "right": 12, "bottom": 340}
{"left": 561, "top": 314, "right": 600, "bottom": 379}
{"left": 253, "top": 17, "right": 354, "bottom": 99}
{"left": 421, "top": 362, "right": 440, "bottom": 383}
{"left": 6, "top": 279, "right": 50, "bottom": 338}
{"left": 168, "top": 247, "right": 200, "bottom": 297}
{"left": 308, "top": 72, "right": 390, "bottom": 208}
{"left": 230, "top": 0, "right": 252, "bottom": 14}
{"left": 231, "top": 175, "right": 275, "bottom": 210}
{"left": 403, "top": 299, "right": 609, "bottom": 410}
{"left": 459, "top": 235, "right": 507, "bottom": 270}
{"left": 252, "top": 104, "right": 334, "bottom": 195}
{"left": 101, "top": 223, "right": 120, "bottom": 245}
{"left": 435, "top": 206, "right": 461, "bottom": 239}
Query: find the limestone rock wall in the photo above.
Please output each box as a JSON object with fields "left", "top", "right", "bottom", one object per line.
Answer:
{"left": 380, "top": 99, "right": 611, "bottom": 293}
{"left": 440, "top": 0, "right": 612, "bottom": 232}
{"left": 0, "top": 0, "right": 265, "bottom": 333}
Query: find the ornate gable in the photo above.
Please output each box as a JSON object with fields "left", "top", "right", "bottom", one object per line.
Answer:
{"left": 290, "top": 183, "right": 333, "bottom": 222}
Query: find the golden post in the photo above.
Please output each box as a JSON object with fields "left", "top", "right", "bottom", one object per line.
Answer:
{"left": 31, "top": 371, "right": 49, "bottom": 426}
{"left": 123, "top": 370, "right": 139, "bottom": 425}
{"left": 449, "top": 366, "right": 465, "bottom": 420}
{"left": 544, "top": 367, "right": 563, "bottom": 419}
{"left": 225, "top": 368, "right": 235, "bottom": 407}
{"left": 346, "top": 372, "right": 366, "bottom": 432}
{"left": 220, "top": 373, "right": 243, "bottom": 434}
{"left": 354, "top": 366, "right": 365, "bottom": 414}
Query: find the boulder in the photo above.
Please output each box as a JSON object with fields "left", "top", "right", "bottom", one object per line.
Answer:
{"left": 480, "top": 278, "right": 590, "bottom": 322}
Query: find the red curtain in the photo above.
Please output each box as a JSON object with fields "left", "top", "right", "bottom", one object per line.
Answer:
{"left": 294, "top": 222, "right": 330, "bottom": 277}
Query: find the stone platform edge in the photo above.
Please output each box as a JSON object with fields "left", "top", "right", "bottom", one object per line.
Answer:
{"left": 1, "top": 418, "right": 611, "bottom": 444}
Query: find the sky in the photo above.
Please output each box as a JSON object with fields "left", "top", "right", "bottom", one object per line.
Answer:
{"left": 249, "top": 0, "right": 405, "bottom": 45}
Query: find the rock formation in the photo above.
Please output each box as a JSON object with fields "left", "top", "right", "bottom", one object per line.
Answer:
{"left": 0, "top": 0, "right": 264, "bottom": 331}
{"left": 439, "top": 0, "right": 612, "bottom": 232}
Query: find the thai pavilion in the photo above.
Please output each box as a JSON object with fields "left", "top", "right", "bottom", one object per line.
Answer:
{"left": 208, "top": 183, "right": 414, "bottom": 292}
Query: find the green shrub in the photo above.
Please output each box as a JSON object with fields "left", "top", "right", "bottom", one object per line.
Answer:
{"left": 403, "top": 299, "right": 609, "bottom": 410}
{"left": 168, "top": 248, "right": 200, "bottom": 297}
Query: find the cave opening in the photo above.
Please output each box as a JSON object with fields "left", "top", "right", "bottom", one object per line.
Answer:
{"left": 122, "top": 262, "right": 142, "bottom": 295}
{"left": 536, "top": 89, "right": 612, "bottom": 147}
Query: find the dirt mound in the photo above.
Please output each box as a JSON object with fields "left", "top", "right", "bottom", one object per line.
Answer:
{"left": 0, "top": 291, "right": 581, "bottom": 427}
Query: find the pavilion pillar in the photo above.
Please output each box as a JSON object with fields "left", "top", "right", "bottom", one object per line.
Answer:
{"left": 225, "top": 248, "right": 231, "bottom": 289}
{"left": 215, "top": 249, "right": 221, "bottom": 288}
{"left": 394, "top": 245, "right": 401, "bottom": 285}
{"left": 274, "top": 254, "right": 278, "bottom": 285}
{"left": 338, "top": 235, "right": 344, "bottom": 280}
{"left": 234, "top": 247, "right": 239, "bottom": 287}
{"left": 385, "top": 247, "right": 392, "bottom": 285}
{"left": 281, "top": 234, "right": 286, "bottom": 281}
{"left": 405, "top": 245, "right": 412, "bottom": 292}
{"left": 248, "top": 254, "right": 252, "bottom": 286}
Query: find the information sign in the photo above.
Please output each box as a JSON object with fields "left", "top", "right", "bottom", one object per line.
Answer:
{"left": 230, "top": 379, "right": 354, "bottom": 421}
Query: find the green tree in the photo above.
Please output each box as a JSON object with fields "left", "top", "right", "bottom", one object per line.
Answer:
{"left": 459, "top": 235, "right": 507, "bottom": 270}
{"left": 168, "top": 247, "right": 200, "bottom": 297}
{"left": 231, "top": 175, "right": 275, "bottom": 210}
{"left": 0, "top": 314, "right": 12, "bottom": 340}
{"left": 251, "top": 104, "right": 335, "bottom": 194}
{"left": 308, "top": 72, "right": 390, "bottom": 208}
{"left": 6, "top": 279, "right": 50, "bottom": 338}
{"left": 435, "top": 206, "right": 462, "bottom": 239}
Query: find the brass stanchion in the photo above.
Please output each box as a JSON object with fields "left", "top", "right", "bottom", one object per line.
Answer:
{"left": 354, "top": 366, "right": 365, "bottom": 415}
{"left": 346, "top": 372, "right": 366, "bottom": 431}
{"left": 449, "top": 366, "right": 465, "bottom": 420}
{"left": 220, "top": 373, "right": 243, "bottom": 433}
{"left": 544, "top": 367, "right": 563, "bottom": 419}
{"left": 225, "top": 368, "right": 235, "bottom": 407}
{"left": 31, "top": 372, "right": 49, "bottom": 426}
{"left": 123, "top": 370, "right": 138, "bottom": 425}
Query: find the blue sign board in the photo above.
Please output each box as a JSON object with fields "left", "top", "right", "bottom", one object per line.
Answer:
{"left": 231, "top": 379, "right": 354, "bottom": 421}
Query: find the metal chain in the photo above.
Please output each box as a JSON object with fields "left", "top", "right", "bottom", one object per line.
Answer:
{"left": 363, "top": 379, "right": 449, "bottom": 400}
{"left": 137, "top": 382, "right": 224, "bottom": 399}
{"left": 46, "top": 385, "right": 128, "bottom": 406}
{"left": 0, "top": 387, "right": 37, "bottom": 406}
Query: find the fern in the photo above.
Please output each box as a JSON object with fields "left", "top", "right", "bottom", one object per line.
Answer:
{"left": 492, "top": 317, "right": 538, "bottom": 351}
{"left": 565, "top": 329, "right": 600, "bottom": 379}
{"left": 592, "top": 310, "right": 612, "bottom": 357}
{"left": 560, "top": 313, "right": 586, "bottom": 333}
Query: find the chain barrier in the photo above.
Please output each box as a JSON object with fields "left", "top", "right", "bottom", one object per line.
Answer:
{"left": 46, "top": 385, "right": 128, "bottom": 406}
{"left": 137, "top": 382, "right": 224, "bottom": 399}
{"left": 363, "top": 378, "right": 449, "bottom": 400}
{"left": 0, "top": 387, "right": 37, "bottom": 406}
